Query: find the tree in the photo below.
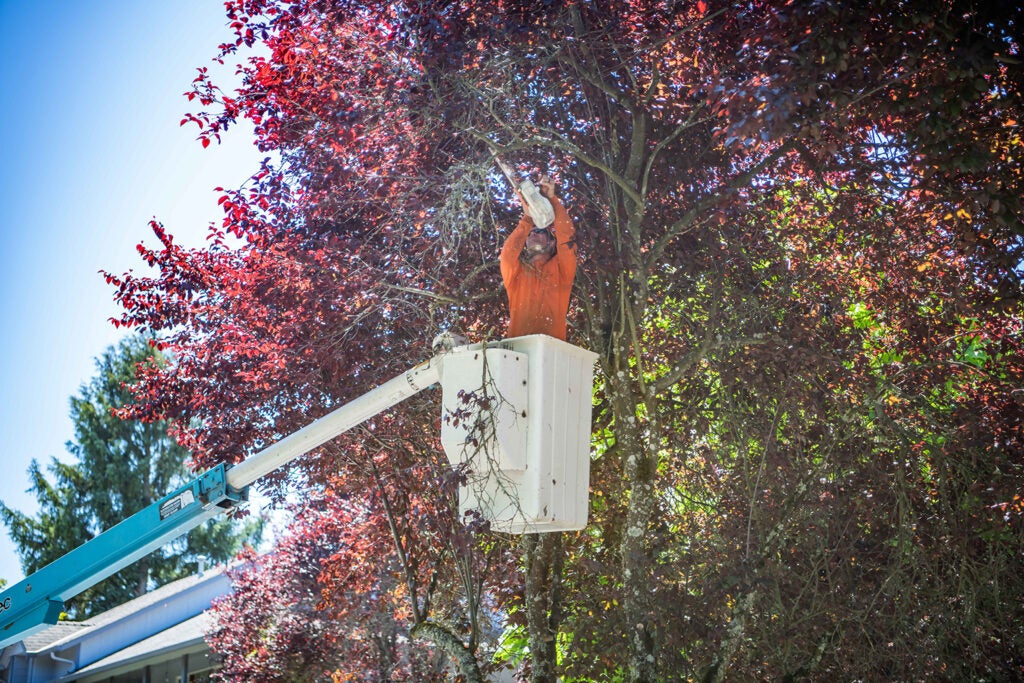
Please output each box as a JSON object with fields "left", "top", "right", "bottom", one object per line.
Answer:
{"left": 106, "top": 1, "right": 1022, "bottom": 680}
{"left": 0, "top": 459, "right": 90, "bottom": 597}
{"left": 0, "top": 335, "right": 263, "bottom": 619}
{"left": 208, "top": 489, "right": 459, "bottom": 682}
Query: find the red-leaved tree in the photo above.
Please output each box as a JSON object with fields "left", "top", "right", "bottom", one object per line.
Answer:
{"left": 107, "top": 1, "right": 1023, "bottom": 680}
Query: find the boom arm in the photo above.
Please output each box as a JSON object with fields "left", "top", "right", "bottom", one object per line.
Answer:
{"left": 0, "top": 354, "right": 442, "bottom": 649}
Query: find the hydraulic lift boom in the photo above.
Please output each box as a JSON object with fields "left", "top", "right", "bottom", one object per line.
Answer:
{"left": 0, "top": 334, "right": 596, "bottom": 651}
{"left": 0, "top": 354, "right": 441, "bottom": 650}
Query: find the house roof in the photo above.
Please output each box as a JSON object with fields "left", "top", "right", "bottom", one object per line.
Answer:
{"left": 22, "top": 622, "right": 92, "bottom": 653}
{"left": 53, "top": 612, "right": 213, "bottom": 682}
{"left": 30, "top": 565, "right": 229, "bottom": 654}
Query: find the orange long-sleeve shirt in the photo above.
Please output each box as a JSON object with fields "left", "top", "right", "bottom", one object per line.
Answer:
{"left": 500, "top": 196, "right": 577, "bottom": 340}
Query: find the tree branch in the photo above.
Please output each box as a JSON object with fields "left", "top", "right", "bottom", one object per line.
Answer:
{"left": 646, "top": 138, "right": 800, "bottom": 270}
{"left": 410, "top": 620, "right": 485, "bottom": 683}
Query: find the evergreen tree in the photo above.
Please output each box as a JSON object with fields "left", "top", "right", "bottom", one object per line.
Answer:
{"left": 0, "top": 335, "right": 262, "bottom": 618}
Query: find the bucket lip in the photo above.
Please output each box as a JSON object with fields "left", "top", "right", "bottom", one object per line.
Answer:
{"left": 450, "top": 335, "right": 598, "bottom": 363}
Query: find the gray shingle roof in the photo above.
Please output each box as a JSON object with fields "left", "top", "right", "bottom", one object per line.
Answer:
{"left": 22, "top": 622, "right": 91, "bottom": 653}
{"left": 55, "top": 612, "right": 213, "bottom": 681}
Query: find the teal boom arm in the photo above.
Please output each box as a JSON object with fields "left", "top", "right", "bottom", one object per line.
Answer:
{"left": 0, "top": 464, "right": 245, "bottom": 649}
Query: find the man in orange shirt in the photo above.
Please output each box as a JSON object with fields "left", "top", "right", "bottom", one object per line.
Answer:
{"left": 500, "top": 176, "right": 577, "bottom": 341}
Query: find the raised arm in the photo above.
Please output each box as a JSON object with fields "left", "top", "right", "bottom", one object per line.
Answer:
{"left": 501, "top": 210, "right": 533, "bottom": 282}
{"left": 536, "top": 175, "right": 576, "bottom": 279}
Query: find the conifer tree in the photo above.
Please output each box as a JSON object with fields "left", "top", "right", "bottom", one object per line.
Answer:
{"left": 0, "top": 335, "right": 262, "bottom": 618}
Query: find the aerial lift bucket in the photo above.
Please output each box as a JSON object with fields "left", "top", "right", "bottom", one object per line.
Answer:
{"left": 440, "top": 335, "right": 597, "bottom": 534}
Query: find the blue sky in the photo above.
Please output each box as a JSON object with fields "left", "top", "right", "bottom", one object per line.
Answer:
{"left": 0, "top": 2, "right": 264, "bottom": 584}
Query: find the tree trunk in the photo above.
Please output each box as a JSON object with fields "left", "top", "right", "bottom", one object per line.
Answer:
{"left": 702, "top": 591, "right": 756, "bottom": 683}
{"left": 410, "top": 620, "right": 485, "bottom": 683}
{"left": 523, "top": 532, "right": 565, "bottom": 683}
{"left": 135, "top": 556, "right": 150, "bottom": 598}
{"left": 612, "top": 380, "right": 659, "bottom": 683}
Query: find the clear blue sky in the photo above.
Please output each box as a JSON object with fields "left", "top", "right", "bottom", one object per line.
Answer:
{"left": 0, "top": 2, "right": 264, "bottom": 584}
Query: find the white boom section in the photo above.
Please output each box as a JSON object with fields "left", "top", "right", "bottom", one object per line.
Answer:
{"left": 225, "top": 356, "right": 442, "bottom": 490}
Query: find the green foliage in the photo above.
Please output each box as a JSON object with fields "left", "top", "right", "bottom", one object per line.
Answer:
{"left": 0, "top": 459, "right": 91, "bottom": 588}
{"left": 492, "top": 622, "right": 528, "bottom": 669}
{"left": 0, "top": 335, "right": 262, "bottom": 619}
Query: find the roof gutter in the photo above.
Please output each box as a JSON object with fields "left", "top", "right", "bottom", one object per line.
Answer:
{"left": 50, "top": 651, "right": 76, "bottom": 672}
